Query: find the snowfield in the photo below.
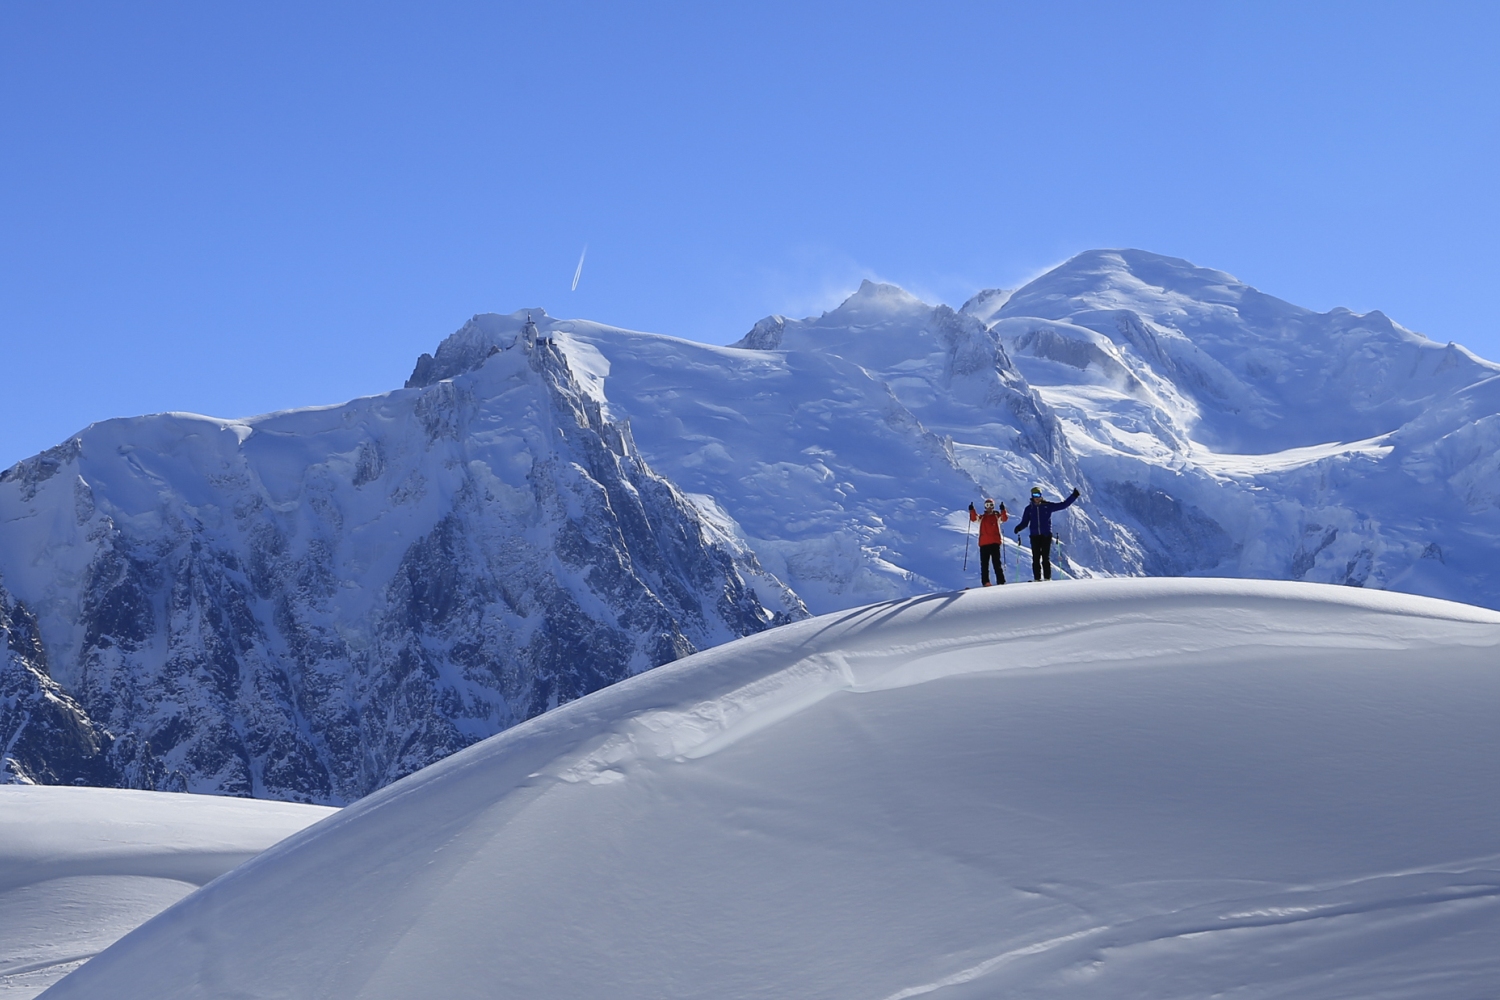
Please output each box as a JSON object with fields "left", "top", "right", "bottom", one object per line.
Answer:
{"left": 40, "top": 579, "right": 1500, "bottom": 999}
{"left": 0, "top": 788, "right": 334, "bottom": 999}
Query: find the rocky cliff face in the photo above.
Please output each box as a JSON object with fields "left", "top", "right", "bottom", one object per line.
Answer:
{"left": 0, "top": 334, "right": 802, "bottom": 802}
{"left": 1, "top": 577, "right": 119, "bottom": 786}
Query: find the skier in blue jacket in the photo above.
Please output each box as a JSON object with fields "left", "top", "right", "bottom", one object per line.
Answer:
{"left": 1013, "top": 485, "right": 1080, "bottom": 581}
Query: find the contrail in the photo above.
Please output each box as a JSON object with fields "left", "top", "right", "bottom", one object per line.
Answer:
{"left": 571, "top": 245, "right": 587, "bottom": 292}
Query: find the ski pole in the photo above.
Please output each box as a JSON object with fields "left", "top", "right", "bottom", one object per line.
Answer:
{"left": 962, "top": 510, "right": 972, "bottom": 570}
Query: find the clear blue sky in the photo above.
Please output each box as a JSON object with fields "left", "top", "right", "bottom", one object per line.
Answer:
{"left": 3, "top": 2, "right": 1497, "bottom": 467}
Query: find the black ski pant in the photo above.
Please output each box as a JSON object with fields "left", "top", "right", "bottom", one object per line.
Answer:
{"left": 979, "top": 543, "right": 1004, "bottom": 585}
{"left": 1028, "top": 533, "right": 1053, "bottom": 581}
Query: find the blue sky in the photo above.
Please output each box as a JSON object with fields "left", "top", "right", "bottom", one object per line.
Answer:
{"left": 2, "top": 2, "right": 1497, "bottom": 467}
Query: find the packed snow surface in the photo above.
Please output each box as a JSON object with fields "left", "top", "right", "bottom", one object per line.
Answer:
{"left": 0, "top": 787, "right": 334, "bottom": 999}
{"left": 44, "top": 579, "right": 1500, "bottom": 1000}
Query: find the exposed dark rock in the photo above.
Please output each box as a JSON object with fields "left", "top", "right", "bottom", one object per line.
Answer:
{"left": 733, "top": 315, "right": 788, "bottom": 350}
{"left": 1, "top": 580, "right": 118, "bottom": 786}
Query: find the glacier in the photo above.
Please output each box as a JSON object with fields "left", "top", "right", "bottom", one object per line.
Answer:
{"left": 5, "top": 247, "right": 1500, "bottom": 800}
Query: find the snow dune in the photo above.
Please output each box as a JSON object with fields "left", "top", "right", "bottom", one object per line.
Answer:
{"left": 0, "top": 788, "right": 334, "bottom": 999}
{"left": 41, "top": 579, "right": 1500, "bottom": 999}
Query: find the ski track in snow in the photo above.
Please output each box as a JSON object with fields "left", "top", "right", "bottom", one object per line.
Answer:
{"left": 879, "top": 867, "right": 1500, "bottom": 999}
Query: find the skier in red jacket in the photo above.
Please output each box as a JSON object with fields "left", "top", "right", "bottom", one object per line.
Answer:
{"left": 968, "top": 498, "right": 1009, "bottom": 586}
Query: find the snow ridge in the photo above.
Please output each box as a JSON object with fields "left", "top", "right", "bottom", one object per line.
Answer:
{"left": 37, "top": 580, "right": 1500, "bottom": 1000}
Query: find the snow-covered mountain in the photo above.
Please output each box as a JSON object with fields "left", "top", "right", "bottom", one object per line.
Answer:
{"left": 520, "top": 251, "right": 1500, "bottom": 604}
{"left": 37, "top": 580, "right": 1500, "bottom": 1000}
{"left": 975, "top": 250, "right": 1500, "bottom": 598}
{"left": 0, "top": 335, "right": 800, "bottom": 802}
{"left": 415, "top": 292, "right": 1117, "bottom": 615}
{"left": 6, "top": 247, "right": 1500, "bottom": 800}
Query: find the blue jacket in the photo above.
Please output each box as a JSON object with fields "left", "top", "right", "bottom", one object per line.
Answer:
{"left": 1014, "top": 493, "right": 1078, "bottom": 537}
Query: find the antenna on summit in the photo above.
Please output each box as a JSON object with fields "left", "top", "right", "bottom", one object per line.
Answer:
{"left": 520, "top": 311, "right": 551, "bottom": 348}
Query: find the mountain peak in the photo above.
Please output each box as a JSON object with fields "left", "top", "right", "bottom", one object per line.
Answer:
{"left": 822, "top": 279, "right": 929, "bottom": 325}
{"left": 1003, "top": 249, "right": 1249, "bottom": 318}
{"left": 959, "top": 287, "right": 1013, "bottom": 325}
{"left": 731, "top": 315, "right": 788, "bottom": 351}
{"left": 406, "top": 309, "right": 553, "bottom": 387}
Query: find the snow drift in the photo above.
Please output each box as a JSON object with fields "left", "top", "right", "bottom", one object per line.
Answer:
{"left": 0, "top": 787, "right": 333, "bottom": 998}
{"left": 43, "top": 579, "right": 1500, "bottom": 1000}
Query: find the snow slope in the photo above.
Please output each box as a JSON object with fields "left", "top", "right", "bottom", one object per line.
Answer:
{"left": 0, "top": 786, "right": 333, "bottom": 999}
{"left": 44, "top": 579, "right": 1500, "bottom": 1000}
{"left": 985, "top": 249, "right": 1499, "bottom": 454}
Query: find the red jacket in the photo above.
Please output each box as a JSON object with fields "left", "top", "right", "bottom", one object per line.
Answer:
{"left": 970, "top": 506, "right": 1008, "bottom": 545}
